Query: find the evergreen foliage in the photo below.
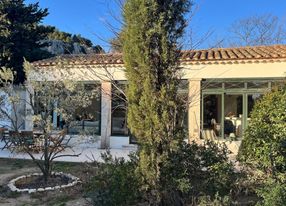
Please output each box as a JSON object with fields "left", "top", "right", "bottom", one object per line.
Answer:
{"left": 238, "top": 84, "right": 286, "bottom": 178}
{"left": 122, "top": 0, "right": 191, "bottom": 204}
{"left": 48, "top": 28, "right": 92, "bottom": 48}
{"left": 46, "top": 28, "right": 104, "bottom": 54}
{"left": 85, "top": 152, "right": 140, "bottom": 206}
{"left": 163, "top": 141, "right": 235, "bottom": 204}
{"left": 0, "top": 0, "right": 53, "bottom": 83}
{"left": 256, "top": 179, "right": 286, "bottom": 206}
{"left": 47, "top": 27, "right": 73, "bottom": 44}
{"left": 84, "top": 141, "right": 236, "bottom": 205}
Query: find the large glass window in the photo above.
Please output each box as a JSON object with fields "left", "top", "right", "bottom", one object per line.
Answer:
{"left": 202, "top": 94, "right": 222, "bottom": 139}
{"left": 202, "top": 81, "right": 222, "bottom": 89}
{"left": 111, "top": 81, "right": 128, "bottom": 136}
{"left": 201, "top": 79, "right": 278, "bottom": 140}
{"left": 224, "top": 94, "right": 243, "bottom": 138}
{"left": 247, "top": 81, "right": 268, "bottom": 89}
{"left": 110, "top": 80, "right": 189, "bottom": 139}
{"left": 68, "top": 83, "right": 101, "bottom": 135}
{"left": 224, "top": 82, "right": 245, "bottom": 89}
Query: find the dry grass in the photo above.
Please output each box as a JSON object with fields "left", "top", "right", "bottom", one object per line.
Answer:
{"left": 0, "top": 158, "right": 91, "bottom": 206}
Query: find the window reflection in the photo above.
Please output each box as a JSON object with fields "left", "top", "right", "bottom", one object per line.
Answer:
{"left": 203, "top": 94, "right": 222, "bottom": 139}
{"left": 224, "top": 94, "right": 243, "bottom": 138}
{"left": 247, "top": 82, "right": 268, "bottom": 89}
{"left": 68, "top": 84, "right": 101, "bottom": 135}
{"left": 201, "top": 80, "right": 281, "bottom": 140}
{"left": 111, "top": 82, "right": 128, "bottom": 136}
{"left": 224, "top": 82, "right": 245, "bottom": 89}
{"left": 247, "top": 94, "right": 262, "bottom": 118}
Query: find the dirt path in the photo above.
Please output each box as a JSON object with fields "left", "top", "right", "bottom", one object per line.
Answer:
{"left": 0, "top": 167, "right": 39, "bottom": 206}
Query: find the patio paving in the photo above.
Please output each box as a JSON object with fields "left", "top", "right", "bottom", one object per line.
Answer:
{"left": 0, "top": 136, "right": 137, "bottom": 163}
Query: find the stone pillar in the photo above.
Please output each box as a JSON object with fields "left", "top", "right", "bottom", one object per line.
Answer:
{"left": 100, "top": 81, "right": 112, "bottom": 149}
{"left": 25, "top": 86, "right": 34, "bottom": 131}
{"left": 188, "top": 79, "right": 201, "bottom": 142}
{"left": 52, "top": 101, "right": 58, "bottom": 129}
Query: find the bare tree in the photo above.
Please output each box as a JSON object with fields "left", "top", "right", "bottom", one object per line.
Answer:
{"left": 229, "top": 14, "right": 286, "bottom": 46}
{"left": 0, "top": 61, "right": 99, "bottom": 183}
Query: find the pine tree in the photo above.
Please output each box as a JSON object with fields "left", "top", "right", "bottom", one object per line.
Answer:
{"left": 122, "top": 0, "right": 191, "bottom": 204}
{"left": 0, "top": 0, "right": 53, "bottom": 83}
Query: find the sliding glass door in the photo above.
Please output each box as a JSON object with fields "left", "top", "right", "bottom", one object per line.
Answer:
{"left": 224, "top": 93, "right": 243, "bottom": 139}
{"left": 201, "top": 79, "right": 274, "bottom": 140}
{"left": 202, "top": 94, "right": 222, "bottom": 139}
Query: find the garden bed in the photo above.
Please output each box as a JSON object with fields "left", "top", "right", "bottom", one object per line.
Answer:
{"left": 0, "top": 158, "right": 89, "bottom": 205}
{"left": 8, "top": 172, "right": 80, "bottom": 193}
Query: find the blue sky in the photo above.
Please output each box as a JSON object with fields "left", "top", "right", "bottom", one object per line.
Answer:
{"left": 25, "top": 0, "right": 286, "bottom": 51}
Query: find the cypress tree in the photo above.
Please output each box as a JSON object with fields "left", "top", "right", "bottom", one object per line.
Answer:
{"left": 122, "top": 0, "right": 191, "bottom": 204}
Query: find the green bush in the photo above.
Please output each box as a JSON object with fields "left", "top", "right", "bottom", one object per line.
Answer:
{"left": 84, "top": 151, "right": 140, "bottom": 206}
{"left": 197, "top": 193, "right": 232, "bottom": 206}
{"left": 238, "top": 84, "right": 286, "bottom": 176}
{"left": 84, "top": 141, "right": 236, "bottom": 206}
{"left": 163, "top": 140, "right": 236, "bottom": 203}
{"left": 256, "top": 179, "right": 286, "bottom": 206}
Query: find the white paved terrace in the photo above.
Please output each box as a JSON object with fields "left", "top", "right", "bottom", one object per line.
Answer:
{"left": 0, "top": 135, "right": 137, "bottom": 162}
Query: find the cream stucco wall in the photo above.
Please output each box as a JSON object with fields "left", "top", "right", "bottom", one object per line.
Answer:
{"left": 29, "top": 65, "right": 126, "bottom": 81}
{"left": 188, "top": 79, "right": 201, "bottom": 141}
{"left": 30, "top": 60, "right": 286, "bottom": 147}
{"left": 31, "top": 60, "right": 286, "bottom": 81}
{"left": 182, "top": 61, "right": 286, "bottom": 79}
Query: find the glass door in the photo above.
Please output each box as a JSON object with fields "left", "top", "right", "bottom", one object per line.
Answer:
{"left": 224, "top": 93, "right": 243, "bottom": 139}
{"left": 202, "top": 94, "right": 223, "bottom": 139}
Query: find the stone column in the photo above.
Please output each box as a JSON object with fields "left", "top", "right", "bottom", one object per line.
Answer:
{"left": 188, "top": 79, "right": 201, "bottom": 142}
{"left": 100, "top": 81, "right": 112, "bottom": 149}
{"left": 25, "top": 86, "right": 34, "bottom": 131}
{"left": 52, "top": 101, "right": 58, "bottom": 129}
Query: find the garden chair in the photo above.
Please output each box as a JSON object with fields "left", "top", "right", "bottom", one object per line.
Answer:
{"left": 20, "top": 131, "right": 35, "bottom": 150}
{"left": 0, "top": 128, "right": 9, "bottom": 150}
{"left": 8, "top": 131, "right": 21, "bottom": 152}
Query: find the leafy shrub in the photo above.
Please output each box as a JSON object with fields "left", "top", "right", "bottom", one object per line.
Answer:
{"left": 256, "top": 179, "right": 286, "bottom": 206}
{"left": 197, "top": 193, "right": 232, "bottom": 206}
{"left": 238, "top": 84, "right": 286, "bottom": 177}
{"left": 84, "top": 151, "right": 140, "bottom": 206}
{"left": 84, "top": 141, "right": 236, "bottom": 206}
{"left": 162, "top": 140, "right": 236, "bottom": 203}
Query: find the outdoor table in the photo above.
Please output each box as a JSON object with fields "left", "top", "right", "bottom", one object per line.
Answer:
{"left": 1, "top": 130, "right": 44, "bottom": 151}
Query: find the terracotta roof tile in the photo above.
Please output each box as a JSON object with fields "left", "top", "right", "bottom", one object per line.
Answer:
{"left": 32, "top": 44, "right": 286, "bottom": 67}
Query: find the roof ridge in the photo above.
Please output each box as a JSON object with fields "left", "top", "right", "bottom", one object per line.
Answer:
{"left": 32, "top": 44, "right": 286, "bottom": 66}
{"left": 181, "top": 44, "right": 286, "bottom": 52}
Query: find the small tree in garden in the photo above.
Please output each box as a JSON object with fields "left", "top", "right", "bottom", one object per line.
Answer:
{"left": 238, "top": 84, "right": 286, "bottom": 179}
{"left": 0, "top": 62, "right": 99, "bottom": 183}
{"left": 122, "top": 0, "right": 191, "bottom": 204}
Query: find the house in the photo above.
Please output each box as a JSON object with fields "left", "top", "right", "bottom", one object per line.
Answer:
{"left": 29, "top": 44, "right": 286, "bottom": 149}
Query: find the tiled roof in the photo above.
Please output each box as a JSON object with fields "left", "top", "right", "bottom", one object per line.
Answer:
{"left": 32, "top": 45, "right": 286, "bottom": 67}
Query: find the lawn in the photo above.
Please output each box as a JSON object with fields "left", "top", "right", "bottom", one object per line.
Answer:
{"left": 0, "top": 158, "right": 91, "bottom": 206}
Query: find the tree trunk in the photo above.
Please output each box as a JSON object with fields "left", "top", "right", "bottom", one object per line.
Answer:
{"left": 43, "top": 134, "right": 50, "bottom": 184}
